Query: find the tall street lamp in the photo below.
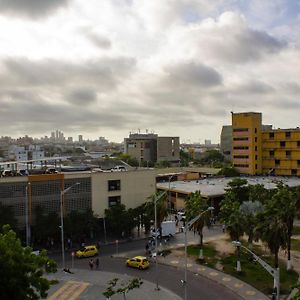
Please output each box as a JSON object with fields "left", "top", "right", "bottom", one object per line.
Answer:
{"left": 183, "top": 207, "right": 214, "bottom": 300}
{"left": 154, "top": 191, "right": 167, "bottom": 291}
{"left": 232, "top": 241, "right": 280, "bottom": 300}
{"left": 168, "top": 175, "right": 176, "bottom": 216}
{"left": 25, "top": 182, "right": 31, "bottom": 247}
{"left": 60, "top": 182, "right": 80, "bottom": 269}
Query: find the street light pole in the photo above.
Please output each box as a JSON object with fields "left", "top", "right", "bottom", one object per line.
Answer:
{"left": 183, "top": 207, "right": 214, "bottom": 300}
{"left": 232, "top": 241, "right": 280, "bottom": 300}
{"left": 60, "top": 182, "right": 80, "bottom": 270}
{"left": 154, "top": 191, "right": 167, "bottom": 291}
{"left": 168, "top": 175, "right": 175, "bottom": 217}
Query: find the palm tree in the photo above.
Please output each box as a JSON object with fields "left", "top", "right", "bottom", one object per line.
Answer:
{"left": 185, "top": 191, "right": 210, "bottom": 260}
{"left": 219, "top": 193, "right": 244, "bottom": 271}
{"left": 240, "top": 201, "right": 262, "bottom": 249}
{"left": 275, "top": 185, "right": 299, "bottom": 270}
{"left": 145, "top": 192, "right": 168, "bottom": 230}
{"left": 255, "top": 200, "right": 288, "bottom": 269}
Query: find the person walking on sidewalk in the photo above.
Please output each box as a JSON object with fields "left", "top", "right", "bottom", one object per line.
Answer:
{"left": 95, "top": 258, "right": 99, "bottom": 269}
{"left": 89, "top": 259, "right": 94, "bottom": 270}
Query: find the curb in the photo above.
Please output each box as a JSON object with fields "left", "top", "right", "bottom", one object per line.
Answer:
{"left": 157, "top": 258, "right": 269, "bottom": 300}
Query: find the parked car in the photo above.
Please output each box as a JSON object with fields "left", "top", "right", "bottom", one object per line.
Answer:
{"left": 75, "top": 245, "right": 98, "bottom": 258}
{"left": 45, "top": 168, "right": 58, "bottom": 174}
{"left": 1, "top": 170, "right": 14, "bottom": 177}
{"left": 111, "top": 165, "right": 127, "bottom": 172}
{"left": 126, "top": 256, "right": 150, "bottom": 270}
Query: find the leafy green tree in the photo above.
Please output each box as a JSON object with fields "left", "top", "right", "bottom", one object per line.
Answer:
{"left": 102, "top": 277, "right": 143, "bottom": 300}
{"left": 0, "top": 225, "right": 57, "bottom": 300}
{"left": 225, "top": 178, "right": 249, "bottom": 203}
{"left": 145, "top": 192, "right": 168, "bottom": 229}
{"left": 32, "top": 206, "right": 60, "bottom": 247}
{"left": 0, "top": 203, "right": 18, "bottom": 231}
{"left": 217, "top": 166, "right": 240, "bottom": 177}
{"left": 180, "top": 149, "right": 191, "bottom": 167}
{"left": 239, "top": 201, "right": 262, "bottom": 248}
{"left": 155, "top": 160, "right": 171, "bottom": 168}
{"left": 248, "top": 184, "right": 270, "bottom": 204}
{"left": 185, "top": 191, "right": 210, "bottom": 260}
{"left": 105, "top": 204, "right": 136, "bottom": 237}
{"left": 291, "top": 280, "right": 300, "bottom": 300}
{"left": 202, "top": 150, "right": 224, "bottom": 164}
{"left": 275, "top": 185, "right": 299, "bottom": 270}
{"left": 255, "top": 197, "right": 288, "bottom": 269}
{"left": 219, "top": 192, "right": 244, "bottom": 271}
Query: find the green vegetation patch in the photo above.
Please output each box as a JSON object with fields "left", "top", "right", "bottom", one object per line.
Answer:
{"left": 291, "top": 238, "right": 300, "bottom": 250}
{"left": 292, "top": 226, "right": 300, "bottom": 236}
{"left": 184, "top": 241, "right": 298, "bottom": 295}
{"left": 221, "top": 252, "right": 298, "bottom": 295}
{"left": 187, "top": 243, "right": 219, "bottom": 268}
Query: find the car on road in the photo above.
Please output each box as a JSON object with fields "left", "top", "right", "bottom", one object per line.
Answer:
{"left": 126, "top": 256, "right": 150, "bottom": 270}
{"left": 75, "top": 245, "right": 98, "bottom": 258}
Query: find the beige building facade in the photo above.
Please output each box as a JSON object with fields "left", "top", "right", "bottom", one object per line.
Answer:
{"left": 91, "top": 169, "right": 156, "bottom": 217}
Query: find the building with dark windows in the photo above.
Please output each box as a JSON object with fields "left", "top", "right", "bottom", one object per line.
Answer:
{"left": 124, "top": 133, "right": 180, "bottom": 166}
{"left": 231, "top": 112, "right": 300, "bottom": 176}
{"left": 0, "top": 169, "right": 156, "bottom": 229}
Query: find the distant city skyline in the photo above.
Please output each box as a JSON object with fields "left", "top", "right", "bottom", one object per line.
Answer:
{"left": 0, "top": 1, "right": 299, "bottom": 143}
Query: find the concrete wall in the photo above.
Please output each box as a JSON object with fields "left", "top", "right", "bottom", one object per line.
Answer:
{"left": 91, "top": 169, "right": 156, "bottom": 217}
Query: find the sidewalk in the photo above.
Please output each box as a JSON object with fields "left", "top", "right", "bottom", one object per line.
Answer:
{"left": 46, "top": 268, "right": 181, "bottom": 300}
{"left": 158, "top": 251, "right": 269, "bottom": 300}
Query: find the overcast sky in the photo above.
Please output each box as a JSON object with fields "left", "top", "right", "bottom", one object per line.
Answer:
{"left": 0, "top": 0, "right": 299, "bottom": 143}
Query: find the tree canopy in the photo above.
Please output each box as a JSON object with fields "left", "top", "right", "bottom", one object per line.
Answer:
{"left": 0, "top": 225, "right": 57, "bottom": 300}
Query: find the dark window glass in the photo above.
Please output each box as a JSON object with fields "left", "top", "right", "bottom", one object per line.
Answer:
{"left": 255, "top": 137, "right": 257, "bottom": 142}
{"left": 292, "top": 169, "right": 297, "bottom": 175}
{"left": 233, "top": 164, "right": 249, "bottom": 168}
{"left": 108, "top": 180, "right": 121, "bottom": 191}
{"left": 108, "top": 196, "right": 121, "bottom": 207}
{"left": 269, "top": 132, "right": 274, "bottom": 139}
{"left": 285, "top": 132, "right": 291, "bottom": 138}
{"left": 233, "top": 128, "right": 248, "bottom": 132}
{"left": 275, "top": 159, "right": 280, "bottom": 165}
{"left": 286, "top": 150, "right": 291, "bottom": 157}
{"left": 233, "top": 137, "right": 249, "bottom": 141}
{"left": 233, "top": 155, "right": 249, "bottom": 159}
{"left": 280, "top": 141, "right": 286, "bottom": 147}
{"left": 270, "top": 150, "right": 274, "bottom": 157}
{"left": 233, "top": 146, "right": 249, "bottom": 150}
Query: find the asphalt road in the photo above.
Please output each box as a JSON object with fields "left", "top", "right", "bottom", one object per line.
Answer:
{"left": 50, "top": 228, "right": 242, "bottom": 300}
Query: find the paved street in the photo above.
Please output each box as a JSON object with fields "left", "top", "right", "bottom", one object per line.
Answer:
{"left": 47, "top": 226, "right": 244, "bottom": 300}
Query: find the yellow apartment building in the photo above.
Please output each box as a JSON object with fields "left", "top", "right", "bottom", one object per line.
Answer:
{"left": 231, "top": 112, "right": 262, "bottom": 175}
{"left": 231, "top": 112, "right": 300, "bottom": 176}
{"left": 262, "top": 129, "right": 300, "bottom": 176}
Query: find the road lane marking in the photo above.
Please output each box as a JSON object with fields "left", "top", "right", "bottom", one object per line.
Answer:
{"left": 68, "top": 283, "right": 89, "bottom": 300}
{"left": 48, "top": 281, "right": 90, "bottom": 300}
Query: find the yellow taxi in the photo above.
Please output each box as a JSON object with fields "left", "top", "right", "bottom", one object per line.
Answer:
{"left": 126, "top": 256, "right": 150, "bottom": 270}
{"left": 75, "top": 245, "right": 98, "bottom": 258}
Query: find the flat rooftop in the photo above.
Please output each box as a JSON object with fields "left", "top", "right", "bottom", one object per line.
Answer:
{"left": 156, "top": 176, "right": 300, "bottom": 198}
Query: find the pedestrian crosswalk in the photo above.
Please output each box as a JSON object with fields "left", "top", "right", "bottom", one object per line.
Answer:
{"left": 48, "top": 281, "right": 89, "bottom": 300}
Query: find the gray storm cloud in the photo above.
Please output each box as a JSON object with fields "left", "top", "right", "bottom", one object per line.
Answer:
{"left": 0, "top": 0, "right": 71, "bottom": 18}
